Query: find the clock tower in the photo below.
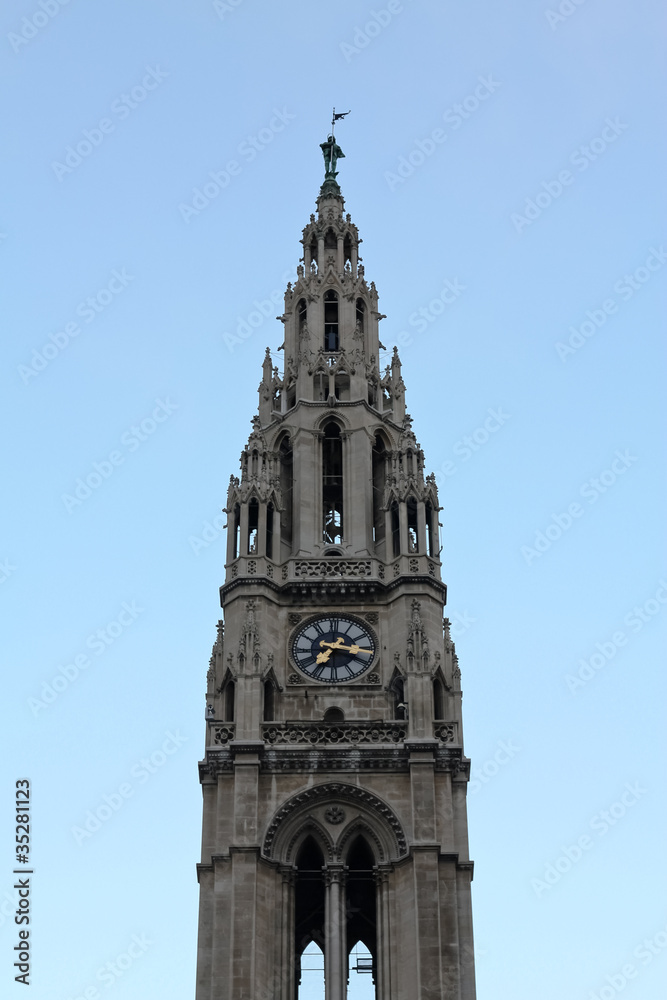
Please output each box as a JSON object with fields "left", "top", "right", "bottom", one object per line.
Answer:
{"left": 195, "top": 136, "right": 477, "bottom": 1000}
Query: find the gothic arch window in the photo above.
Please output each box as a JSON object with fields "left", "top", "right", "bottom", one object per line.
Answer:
{"left": 391, "top": 674, "right": 406, "bottom": 719}
{"left": 265, "top": 502, "right": 274, "bottom": 559}
{"left": 324, "top": 227, "right": 337, "bottom": 249}
{"left": 355, "top": 297, "right": 365, "bottom": 331}
{"left": 324, "top": 290, "right": 339, "bottom": 351}
{"left": 309, "top": 235, "right": 318, "bottom": 268}
{"left": 313, "top": 371, "right": 328, "bottom": 401}
{"left": 407, "top": 496, "right": 418, "bottom": 553}
{"left": 322, "top": 421, "right": 343, "bottom": 544}
{"left": 295, "top": 837, "right": 326, "bottom": 992}
{"left": 344, "top": 233, "right": 352, "bottom": 265}
{"left": 297, "top": 297, "right": 307, "bottom": 334}
{"left": 346, "top": 836, "right": 377, "bottom": 987}
{"left": 425, "top": 500, "right": 435, "bottom": 557}
{"left": 223, "top": 680, "right": 235, "bottom": 723}
{"left": 390, "top": 501, "right": 400, "bottom": 557}
{"left": 247, "top": 498, "right": 259, "bottom": 554}
{"left": 279, "top": 436, "right": 293, "bottom": 549}
{"left": 372, "top": 435, "right": 387, "bottom": 546}
{"left": 263, "top": 679, "right": 275, "bottom": 721}
{"left": 232, "top": 504, "right": 241, "bottom": 559}
{"left": 251, "top": 449, "right": 259, "bottom": 477}
{"left": 433, "top": 676, "right": 445, "bottom": 720}
{"left": 333, "top": 372, "right": 350, "bottom": 400}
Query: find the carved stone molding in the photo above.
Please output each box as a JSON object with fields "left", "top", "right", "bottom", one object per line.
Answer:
{"left": 263, "top": 781, "right": 407, "bottom": 860}
{"left": 293, "top": 559, "right": 372, "bottom": 580}
{"left": 262, "top": 721, "right": 407, "bottom": 746}
{"left": 433, "top": 723, "right": 457, "bottom": 744}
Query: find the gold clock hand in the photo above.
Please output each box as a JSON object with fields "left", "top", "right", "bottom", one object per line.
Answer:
{"left": 319, "top": 639, "right": 369, "bottom": 655}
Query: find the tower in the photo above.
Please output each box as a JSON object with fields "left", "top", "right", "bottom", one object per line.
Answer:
{"left": 195, "top": 136, "right": 476, "bottom": 1000}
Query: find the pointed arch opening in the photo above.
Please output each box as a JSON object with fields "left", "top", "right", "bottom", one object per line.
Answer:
{"left": 295, "top": 837, "right": 326, "bottom": 996}
{"left": 407, "top": 496, "right": 418, "bottom": 553}
{"left": 371, "top": 435, "right": 387, "bottom": 547}
{"left": 425, "top": 499, "right": 435, "bottom": 557}
{"left": 247, "top": 497, "right": 259, "bottom": 554}
{"left": 232, "top": 503, "right": 241, "bottom": 559}
{"left": 222, "top": 679, "right": 235, "bottom": 723}
{"left": 390, "top": 501, "right": 400, "bottom": 557}
{"left": 322, "top": 421, "right": 343, "bottom": 544}
{"left": 324, "top": 290, "right": 339, "bottom": 351}
{"left": 346, "top": 836, "right": 377, "bottom": 994}
{"left": 279, "top": 436, "right": 293, "bottom": 551}
{"left": 356, "top": 297, "right": 366, "bottom": 332}
{"left": 433, "top": 676, "right": 445, "bottom": 721}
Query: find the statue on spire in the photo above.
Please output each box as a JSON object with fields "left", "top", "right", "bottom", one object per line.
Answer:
{"left": 320, "top": 134, "right": 345, "bottom": 178}
{"left": 320, "top": 108, "right": 350, "bottom": 179}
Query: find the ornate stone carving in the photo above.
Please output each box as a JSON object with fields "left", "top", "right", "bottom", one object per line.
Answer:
{"left": 409, "top": 558, "right": 419, "bottom": 573}
{"left": 262, "top": 721, "right": 407, "bottom": 746}
{"left": 366, "top": 673, "right": 380, "bottom": 685}
{"left": 293, "top": 559, "right": 372, "bottom": 579}
{"left": 363, "top": 612, "right": 379, "bottom": 624}
{"left": 263, "top": 781, "right": 407, "bottom": 859}
{"left": 212, "top": 725, "right": 235, "bottom": 745}
{"left": 288, "top": 613, "right": 302, "bottom": 625}
{"left": 434, "top": 723, "right": 456, "bottom": 744}
{"left": 287, "top": 672, "right": 304, "bottom": 685}
{"left": 324, "top": 805, "right": 346, "bottom": 824}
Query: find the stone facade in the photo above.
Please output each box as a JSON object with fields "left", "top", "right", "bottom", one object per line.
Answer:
{"left": 195, "top": 156, "right": 476, "bottom": 999}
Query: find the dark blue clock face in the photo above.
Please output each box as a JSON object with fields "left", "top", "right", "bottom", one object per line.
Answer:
{"left": 291, "top": 615, "right": 375, "bottom": 683}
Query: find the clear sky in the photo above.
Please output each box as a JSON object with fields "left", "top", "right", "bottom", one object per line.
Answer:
{"left": 1, "top": 1, "right": 665, "bottom": 998}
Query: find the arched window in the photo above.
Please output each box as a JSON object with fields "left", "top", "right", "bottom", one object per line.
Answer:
{"left": 356, "top": 297, "right": 365, "bottom": 332}
{"left": 266, "top": 502, "right": 274, "bottom": 560}
{"left": 247, "top": 498, "right": 259, "bottom": 554}
{"left": 224, "top": 680, "right": 235, "bottom": 723}
{"left": 433, "top": 677, "right": 445, "bottom": 720}
{"left": 263, "top": 680, "right": 275, "bottom": 721}
{"left": 295, "top": 838, "right": 325, "bottom": 995}
{"left": 333, "top": 372, "right": 350, "bottom": 400}
{"left": 346, "top": 837, "right": 377, "bottom": 990}
{"left": 251, "top": 449, "right": 259, "bottom": 477}
{"left": 297, "top": 298, "right": 307, "bottom": 334}
{"left": 323, "top": 707, "right": 345, "bottom": 723}
{"left": 407, "top": 497, "right": 418, "bottom": 553}
{"left": 324, "top": 290, "right": 339, "bottom": 351}
{"left": 299, "top": 941, "right": 325, "bottom": 997}
{"left": 309, "top": 235, "right": 318, "bottom": 268}
{"left": 392, "top": 675, "right": 405, "bottom": 719}
{"left": 425, "top": 501, "right": 435, "bottom": 557}
{"left": 279, "top": 437, "right": 293, "bottom": 548}
{"left": 324, "top": 227, "right": 337, "bottom": 249}
{"left": 233, "top": 504, "right": 241, "bottom": 559}
{"left": 372, "top": 436, "right": 386, "bottom": 545}
{"left": 391, "top": 501, "right": 400, "bottom": 557}
{"left": 322, "top": 422, "right": 343, "bottom": 544}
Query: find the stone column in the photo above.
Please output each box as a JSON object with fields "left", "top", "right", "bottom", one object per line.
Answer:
{"left": 375, "top": 866, "right": 392, "bottom": 997}
{"left": 324, "top": 866, "right": 346, "bottom": 1000}
{"left": 279, "top": 867, "right": 296, "bottom": 1000}
{"left": 257, "top": 503, "right": 267, "bottom": 558}
{"left": 417, "top": 500, "right": 427, "bottom": 555}
{"left": 337, "top": 235, "right": 344, "bottom": 273}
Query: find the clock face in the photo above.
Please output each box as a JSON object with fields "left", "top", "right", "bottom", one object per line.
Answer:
{"left": 291, "top": 615, "right": 376, "bottom": 683}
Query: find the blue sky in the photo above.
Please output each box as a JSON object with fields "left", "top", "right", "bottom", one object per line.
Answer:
{"left": 1, "top": 1, "right": 665, "bottom": 998}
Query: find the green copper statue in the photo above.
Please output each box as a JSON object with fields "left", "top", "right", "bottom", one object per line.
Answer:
{"left": 320, "top": 134, "right": 345, "bottom": 178}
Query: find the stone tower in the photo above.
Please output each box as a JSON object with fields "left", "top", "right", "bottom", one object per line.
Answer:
{"left": 195, "top": 138, "right": 476, "bottom": 1000}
